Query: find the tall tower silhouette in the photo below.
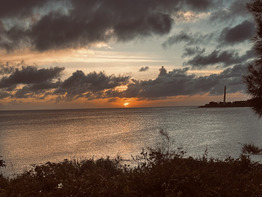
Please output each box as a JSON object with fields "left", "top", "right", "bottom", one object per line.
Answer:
{"left": 223, "top": 85, "right": 226, "bottom": 103}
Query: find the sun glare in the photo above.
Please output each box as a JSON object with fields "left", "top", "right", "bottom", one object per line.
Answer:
{"left": 123, "top": 102, "right": 129, "bottom": 107}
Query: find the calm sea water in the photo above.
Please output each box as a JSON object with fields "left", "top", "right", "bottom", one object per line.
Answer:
{"left": 1, "top": 106, "right": 262, "bottom": 176}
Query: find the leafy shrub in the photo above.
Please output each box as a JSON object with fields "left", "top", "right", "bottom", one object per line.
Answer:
{"left": 1, "top": 132, "right": 262, "bottom": 196}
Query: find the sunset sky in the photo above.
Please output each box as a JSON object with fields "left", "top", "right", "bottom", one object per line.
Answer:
{"left": 0, "top": 0, "right": 255, "bottom": 110}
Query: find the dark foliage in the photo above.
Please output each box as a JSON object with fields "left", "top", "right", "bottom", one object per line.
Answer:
{"left": 242, "top": 143, "right": 262, "bottom": 154}
{"left": 0, "top": 155, "right": 7, "bottom": 197}
{"left": 0, "top": 156, "right": 5, "bottom": 168}
{"left": 244, "top": 0, "right": 262, "bottom": 116}
{"left": 1, "top": 145, "right": 262, "bottom": 196}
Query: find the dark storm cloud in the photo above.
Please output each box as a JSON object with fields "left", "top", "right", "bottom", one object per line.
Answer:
{"left": 0, "top": 0, "right": 220, "bottom": 51}
{"left": 0, "top": 0, "right": 46, "bottom": 18}
{"left": 209, "top": 0, "right": 250, "bottom": 22}
{"left": 29, "top": 10, "right": 173, "bottom": 51}
{"left": 107, "top": 64, "right": 247, "bottom": 99}
{"left": 0, "top": 66, "right": 64, "bottom": 89}
{"left": 0, "top": 27, "right": 31, "bottom": 51}
{"left": 185, "top": 49, "right": 254, "bottom": 68}
{"left": 139, "top": 66, "right": 149, "bottom": 72}
{"left": 219, "top": 20, "right": 255, "bottom": 45}
{"left": 54, "top": 70, "right": 130, "bottom": 100}
{"left": 162, "top": 30, "right": 214, "bottom": 49}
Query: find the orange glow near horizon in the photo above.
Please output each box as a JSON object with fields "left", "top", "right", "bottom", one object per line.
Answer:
{"left": 0, "top": 92, "right": 250, "bottom": 111}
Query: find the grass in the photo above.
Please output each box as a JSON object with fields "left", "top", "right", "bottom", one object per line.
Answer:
{"left": 1, "top": 132, "right": 262, "bottom": 196}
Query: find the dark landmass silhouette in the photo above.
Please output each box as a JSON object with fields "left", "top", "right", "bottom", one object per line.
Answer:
{"left": 199, "top": 100, "right": 252, "bottom": 108}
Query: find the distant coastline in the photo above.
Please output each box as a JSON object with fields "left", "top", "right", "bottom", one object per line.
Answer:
{"left": 199, "top": 85, "right": 252, "bottom": 108}
{"left": 199, "top": 100, "right": 252, "bottom": 108}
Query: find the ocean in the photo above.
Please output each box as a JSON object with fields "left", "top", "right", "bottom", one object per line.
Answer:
{"left": 1, "top": 106, "right": 262, "bottom": 176}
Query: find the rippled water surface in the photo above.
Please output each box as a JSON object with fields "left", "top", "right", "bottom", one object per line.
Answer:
{"left": 1, "top": 107, "right": 262, "bottom": 176}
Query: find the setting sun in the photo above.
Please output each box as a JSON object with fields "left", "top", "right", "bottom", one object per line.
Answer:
{"left": 123, "top": 102, "right": 129, "bottom": 107}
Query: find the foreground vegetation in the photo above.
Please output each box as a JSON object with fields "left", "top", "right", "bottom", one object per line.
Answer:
{"left": 1, "top": 134, "right": 262, "bottom": 197}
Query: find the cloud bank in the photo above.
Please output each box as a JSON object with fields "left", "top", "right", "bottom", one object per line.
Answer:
{"left": 112, "top": 65, "right": 247, "bottom": 99}
{"left": 0, "top": 0, "right": 220, "bottom": 52}
{"left": 0, "top": 64, "right": 248, "bottom": 102}
{"left": 219, "top": 20, "right": 255, "bottom": 45}
{"left": 185, "top": 49, "right": 254, "bottom": 68}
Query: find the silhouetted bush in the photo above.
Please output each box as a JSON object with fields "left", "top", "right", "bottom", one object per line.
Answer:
{"left": 245, "top": 0, "right": 262, "bottom": 116}
{"left": 0, "top": 155, "right": 5, "bottom": 168}
{"left": 0, "top": 155, "right": 8, "bottom": 197}
{"left": 1, "top": 135, "right": 262, "bottom": 197}
{"left": 242, "top": 143, "right": 262, "bottom": 155}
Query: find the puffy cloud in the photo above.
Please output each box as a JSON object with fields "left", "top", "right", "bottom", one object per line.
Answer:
{"left": 219, "top": 20, "right": 255, "bottom": 45}
{"left": 139, "top": 66, "right": 149, "bottom": 72}
{"left": 54, "top": 70, "right": 130, "bottom": 100}
{"left": 14, "top": 81, "right": 62, "bottom": 99}
{"left": 109, "top": 65, "right": 248, "bottom": 99}
{"left": 0, "top": 65, "right": 64, "bottom": 99}
{"left": 0, "top": 65, "right": 129, "bottom": 100}
{"left": 0, "top": 66, "right": 64, "bottom": 89}
{"left": 184, "top": 49, "right": 254, "bottom": 68}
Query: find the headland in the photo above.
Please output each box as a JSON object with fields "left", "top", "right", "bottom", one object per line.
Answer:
{"left": 199, "top": 100, "right": 251, "bottom": 108}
